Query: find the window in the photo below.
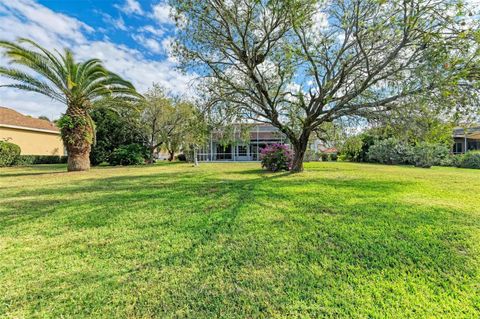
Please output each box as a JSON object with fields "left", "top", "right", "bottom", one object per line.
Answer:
{"left": 453, "top": 142, "right": 463, "bottom": 154}
{"left": 237, "top": 145, "right": 247, "bottom": 156}
{"left": 468, "top": 141, "right": 480, "bottom": 151}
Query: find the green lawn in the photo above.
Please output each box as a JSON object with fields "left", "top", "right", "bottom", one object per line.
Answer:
{"left": 0, "top": 162, "right": 479, "bottom": 318}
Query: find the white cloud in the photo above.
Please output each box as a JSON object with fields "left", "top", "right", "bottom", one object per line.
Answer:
{"left": 116, "top": 0, "right": 143, "bottom": 15}
{"left": 132, "top": 34, "right": 162, "bottom": 53}
{"left": 0, "top": 0, "right": 91, "bottom": 49}
{"left": 0, "top": 0, "right": 192, "bottom": 119}
{"left": 152, "top": 2, "right": 174, "bottom": 25}
{"left": 100, "top": 12, "right": 128, "bottom": 31}
{"left": 139, "top": 25, "right": 165, "bottom": 37}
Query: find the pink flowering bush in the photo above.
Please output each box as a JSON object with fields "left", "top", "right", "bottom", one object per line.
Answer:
{"left": 260, "top": 144, "right": 293, "bottom": 172}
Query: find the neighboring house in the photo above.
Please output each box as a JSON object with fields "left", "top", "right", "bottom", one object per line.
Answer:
{"left": 453, "top": 126, "right": 480, "bottom": 154}
{"left": 309, "top": 139, "right": 338, "bottom": 154}
{"left": 197, "top": 123, "right": 287, "bottom": 161}
{"left": 0, "top": 106, "right": 64, "bottom": 155}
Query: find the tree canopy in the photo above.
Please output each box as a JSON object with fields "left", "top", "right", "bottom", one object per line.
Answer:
{"left": 170, "top": 0, "right": 480, "bottom": 171}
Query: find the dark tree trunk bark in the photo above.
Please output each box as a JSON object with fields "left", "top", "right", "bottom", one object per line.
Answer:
{"left": 62, "top": 106, "right": 93, "bottom": 172}
{"left": 67, "top": 144, "right": 91, "bottom": 171}
{"left": 168, "top": 151, "right": 174, "bottom": 161}
{"left": 148, "top": 146, "right": 155, "bottom": 164}
{"left": 290, "top": 134, "right": 309, "bottom": 173}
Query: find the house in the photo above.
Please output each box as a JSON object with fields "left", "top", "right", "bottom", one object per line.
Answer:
{"left": 0, "top": 106, "right": 64, "bottom": 155}
{"left": 453, "top": 126, "right": 480, "bottom": 154}
{"left": 197, "top": 123, "right": 287, "bottom": 161}
{"left": 309, "top": 139, "right": 338, "bottom": 154}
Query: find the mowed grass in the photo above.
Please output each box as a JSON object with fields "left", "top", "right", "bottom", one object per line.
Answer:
{"left": 0, "top": 162, "right": 479, "bottom": 318}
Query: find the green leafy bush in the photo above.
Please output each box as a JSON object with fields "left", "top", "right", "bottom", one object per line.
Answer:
{"left": 411, "top": 143, "right": 435, "bottom": 168}
{"left": 439, "top": 154, "right": 461, "bottom": 167}
{"left": 260, "top": 144, "right": 292, "bottom": 172}
{"left": 0, "top": 141, "right": 21, "bottom": 166}
{"left": 341, "top": 133, "right": 377, "bottom": 162}
{"left": 455, "top": 151, "right": 480, "bottom": 169}
{"left": 367, "top": 138, "right": 412, "bottom": 165}
{"left": 14, "top": 155, "right": 67, "bottom": 165}
{"left": 90, "top": 107, "right": 146, "bottom": 166}
{"left": 320, "top": 153, "right": 328, "bottom": 161}
{"left": 109, "top": 144, "right": 146, "bottom": 166}
{"left": 329, "top": 153, "right": 338, "bottom": 161}
{"left": 341, "top": 135, "right": 363, "bottom": 161}
{"left": 411, "top": 143, "right": 449, "bottom": 168}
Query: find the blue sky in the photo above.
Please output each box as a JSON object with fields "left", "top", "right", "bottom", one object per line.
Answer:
{"left": 0, "top": 0, "right": 189, "bottom": 119}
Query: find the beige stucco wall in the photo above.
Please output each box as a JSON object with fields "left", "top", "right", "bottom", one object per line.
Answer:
{"left": 0, "top": 127, "right": 64, "bottom": 155}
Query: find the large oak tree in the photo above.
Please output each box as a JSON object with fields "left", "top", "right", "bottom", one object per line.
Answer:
{"left": 171, "top": 0, "right": 478, "bottom": 171}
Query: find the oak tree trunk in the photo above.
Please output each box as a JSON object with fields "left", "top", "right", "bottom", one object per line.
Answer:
{"left": 148, "top": 146, "right": 155, "bottom": 164}
{"left": 168, "top": 151, "right": 174, "bottom": 161}
{"left": 290, "top": 135, "right": 309, "bottom": 173}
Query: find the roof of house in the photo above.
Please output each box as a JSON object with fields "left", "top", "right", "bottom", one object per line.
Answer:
{"left": 321, "top": 147, "right": 338, "bottom": 154}
{"left": 453, "top": 126, "right": 480, "bottom": 138}
{"left": 0, "top": 106, "right": 59, "bottom": 133}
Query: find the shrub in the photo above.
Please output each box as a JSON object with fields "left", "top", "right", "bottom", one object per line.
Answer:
{"left": 260, "top": 144, "right": 292, "bottom": 172}
{"left": 341, "top": 133, "right": 377, "bottom": 162}
{"left": 320, "top": 153, "right": 329, "bottom": 161}
{"left": 90, "top": 107, "right": 145, "bottom": 166}
{"left": 440, "top": 154, "right": 463, "bottom": 167}
{"left": 341, "top": 135, "right": 363, "bottom": 161}
{"left": 109, "top": 144, "right": 146, "bottom": 166}
{"left": 367, "top": 138, "right": 412, "bottom": 165}
{"left": 411, "top": 142, "right": 436, "bottom": 168}
{"left": 0, "top": 141, "right": 21, "bottom": 166}
{"left": 176, "top": 153, "right": 187, "bottom": 161}
{"left": 329, "top": 153, "right": 338, "bottom": 161}
{"left": 14, "top": 155, "right": 67, "bottom": 165}
{"left": 456, "top": 151, "right": 480, "bottom": 169}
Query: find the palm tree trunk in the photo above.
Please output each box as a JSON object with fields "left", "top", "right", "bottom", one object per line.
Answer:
{"left": 61, "top": 106, "right": 93, "bottom": 172}
{"left": 67, "top": 144, "right": 91, "bottom": 171}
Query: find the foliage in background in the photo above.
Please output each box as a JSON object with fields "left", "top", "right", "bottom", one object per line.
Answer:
{"left": 368, "top": 103, "right": 456, "bottom": 147}
{"left": 14, "top": 155, "right": 68, "bottom": 166}
{"left": 141, "top": 85, "right": 204, "bottom": 163}
{"left": 367, "top": 138, "right": 412, "bottom": 165}
{"left": 411, "top": 143, "right": 450, "bottom": 168}
{"left": 90, "top": 107, "right": 145, "bottom": 166}
{"left": 0, "top": 141, "right": 20, "bottom": 167}
{"left": 260, "top": 144, "right": 293, "bottom": 172}
{"left": 171, "top": 0, "right": 477, "bottom": 172}
{"left": 340, "top": 133, "right": 377, "bottom": 162}
{"left": 455, "top": 151, "right": 480, "bottom": 169}
{"left": 304, "top": 150, "right": 320, "bottom": 162}
{"left": 109, "top": 144, "right": 147, "bottom": 166}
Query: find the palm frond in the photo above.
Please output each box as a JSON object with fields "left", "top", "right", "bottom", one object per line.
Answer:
{"left": 0, "top": 67, "right": 65, "bottom": 102}
{"left": 0, "top": 38, "right": 141, "bottom": 112}
{"left": 0, "top": 83, "right": 66, "bottom": 103}
{"left": 0, "top": 40, "right": 66, "bottom": 91}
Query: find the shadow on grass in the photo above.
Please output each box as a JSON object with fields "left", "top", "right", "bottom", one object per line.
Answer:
{"left": 1, "top": 166, "right": 478, "bottom": 317}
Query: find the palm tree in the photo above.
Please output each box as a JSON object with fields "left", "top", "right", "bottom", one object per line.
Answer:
{"left": 0, "top": 38, "right": 141, "bottom": 171}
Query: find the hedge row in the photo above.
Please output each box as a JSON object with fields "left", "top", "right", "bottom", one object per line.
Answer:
{"left": 1, "top": 140, "right": 67, "bottom": 167}
{"left": 366, "top": 138, "right": 480, "bottom": 169}
{"left": 14, "top": 155, "right": 68, "bottom": 165}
